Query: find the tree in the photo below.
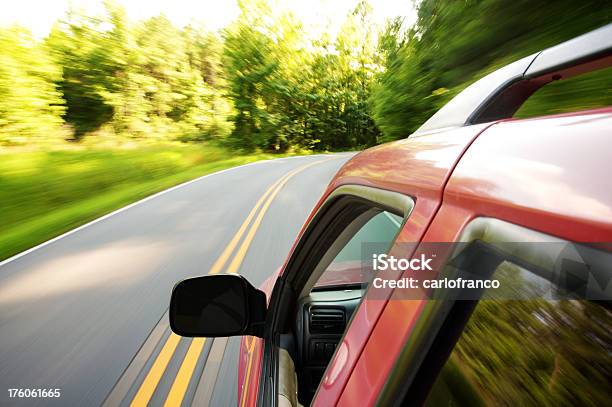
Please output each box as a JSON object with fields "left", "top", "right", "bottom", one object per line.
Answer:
{"left": 223, "top": 0, "right": 278, "bottom": 150}
{"left": 46, "top": 5, "right": 124, "bottom": 138}
{"left": 370, "top": 0, "right": 612, "bottom": 141}
{"left": 0, "top": 27, "right": 65, "bottom": 145}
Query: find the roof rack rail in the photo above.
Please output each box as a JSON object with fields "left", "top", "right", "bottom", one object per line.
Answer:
{"left": 415, "top": 23, "right": 612, "bottom": 134}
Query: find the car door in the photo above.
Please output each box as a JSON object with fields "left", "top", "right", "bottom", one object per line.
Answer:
{"left": 256, "top": 185, "right": 414, "bottom": 406}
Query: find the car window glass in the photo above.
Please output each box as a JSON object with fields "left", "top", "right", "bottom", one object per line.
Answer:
{"left": 314, "top": 211, "right": 402, "bottom": 289}
{"left": 514, "top": 65, "right": 612, "bottom": 119}
{"left": 425, "top": 261, "right": 612, "bottom": 406}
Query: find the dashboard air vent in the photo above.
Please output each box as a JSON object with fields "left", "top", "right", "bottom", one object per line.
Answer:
{"left": 309, "top": 307, "right": 345, "bottom": 334}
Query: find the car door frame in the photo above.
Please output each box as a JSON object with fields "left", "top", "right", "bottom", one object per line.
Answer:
{"left": 255, "top": 184, "right": 415, "bottom": 406}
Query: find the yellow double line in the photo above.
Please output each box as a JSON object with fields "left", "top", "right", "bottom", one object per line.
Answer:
{"left": 130, "top": 158, "right": 332, "bottom": 407}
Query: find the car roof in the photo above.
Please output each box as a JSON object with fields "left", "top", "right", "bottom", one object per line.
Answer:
{"left": 329, "top": 123, "right": 490, "bottom": 201}
{"left": 446, "top": 107, "right": 612, "bottom": 242}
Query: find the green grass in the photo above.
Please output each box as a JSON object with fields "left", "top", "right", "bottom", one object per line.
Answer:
{"left": 0, "top": 143, "right": 295, "bottom": 261}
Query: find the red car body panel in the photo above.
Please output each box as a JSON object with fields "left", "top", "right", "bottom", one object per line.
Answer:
{"left": 337, "top": 108, "right": 612, "bottom": 405}
{"left": 237, "top": 108, "right": 612, "bottom": 406}
{"left": 238, "top": 271, "right": 277, "bottom": 406}
{"left": 238, "top": 336, "right": 264, "bottom": 407}
{"left": 313, "top": 124, "right": 495, "bottom": 406}
{"left": 237, "top": 123, "right": 492, "bottom": 405}
{"left": 445, "top": 108, "right": 612, "bottom": 242}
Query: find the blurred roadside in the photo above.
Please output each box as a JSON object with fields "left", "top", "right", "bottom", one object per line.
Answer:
{"left": 0, "top": 144, "right": 300, "bottom": 261}
{"left": 1, "top": 0, "right": 610, "bottom": 260}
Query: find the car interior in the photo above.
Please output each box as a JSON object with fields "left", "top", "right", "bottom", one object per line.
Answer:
{"left": 275, "top": 210, "right": 403, "bottom": 406}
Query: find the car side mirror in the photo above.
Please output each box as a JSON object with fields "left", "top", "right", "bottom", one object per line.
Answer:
{"left": 169, "top": 274, "right": 267, "bottom": 338}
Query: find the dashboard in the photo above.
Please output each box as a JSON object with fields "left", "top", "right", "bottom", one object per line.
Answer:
{"left": 295, "top": 288, "right": 364, "bottom": 401}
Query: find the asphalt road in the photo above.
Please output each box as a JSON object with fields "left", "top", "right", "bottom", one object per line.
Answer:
{"left": 0, "top": 154, "right": 351, "bottom": 406}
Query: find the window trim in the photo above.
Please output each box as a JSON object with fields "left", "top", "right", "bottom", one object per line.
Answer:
{"left": 324, "top": 185, "right": 415, "bottom": 219}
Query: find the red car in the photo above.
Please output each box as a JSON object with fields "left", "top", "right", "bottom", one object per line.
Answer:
{"left": 170, "top": 25, "right": 612, "bottom": 406}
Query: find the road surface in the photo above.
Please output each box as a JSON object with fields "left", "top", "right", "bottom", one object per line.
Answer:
{"left": 0, "top": 154, "right": 352, "bottom": 406}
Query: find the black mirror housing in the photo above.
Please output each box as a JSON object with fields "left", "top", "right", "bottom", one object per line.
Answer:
{"left": 169, "top": 274, "right": 267, "bottom": 338}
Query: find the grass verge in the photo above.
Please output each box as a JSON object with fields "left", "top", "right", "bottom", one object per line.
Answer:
{"left": 0, "top": 143, "right": 297, "bottom": 261}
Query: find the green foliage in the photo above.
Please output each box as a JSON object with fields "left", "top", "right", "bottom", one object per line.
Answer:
{"left": 515, "top": 66, "right": 612, "bottom": 118}
{"left": 426, "top": 264, "right": 612, "bottom": 406}
{"left": 45, "top": 2, "right": 233, "bottom": 141}
{"left": 222, "top": 0, "right": 381, "bottom": 152}
{"left": 1, "top": 0, "right": 611, "bottom": 148}
{"left": 0, "top": 27, "right": 65, "bottom": 145}
{"left": 0, "top": 144, "right": 290, "bottom": 260}
{"left": 46, "top": 10, "right": 118, "bottom": 138}
{"left": 370, "top": 0, "right": 612, "bottom": 141}
{"left": 0, "top": 1, "right": 234, "bottom": 146}
{"left": 223, "top": 1, "right": 278, "bottom": 150}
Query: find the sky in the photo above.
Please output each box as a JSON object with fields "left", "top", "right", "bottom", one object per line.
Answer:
{"left": 0, "top": 0, "right": 417, "bottom": 39}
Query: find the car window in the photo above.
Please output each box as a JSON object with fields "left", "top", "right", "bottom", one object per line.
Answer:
{"left": 425, "top": 261, "right": 612, "bottom": 406}
{"left": 514, "top": 65, "right": 612, "bottom": 119}
{"left": 294, "top": 209, "right": 404, "bottom": 405}
{"left": 313, "top": 211, "right": 402, "bottom": 289}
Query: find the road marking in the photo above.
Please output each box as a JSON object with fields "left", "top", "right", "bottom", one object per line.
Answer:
{"left": 163, "top": 159, "right": 333, "bottom": 406}
{"left": 102, "top": 312, "right": 170, "bottom": 407}
{"left": 130, "top": 333, "right": 181, "bottom": 407}
{"left": 128, "top": 173, "right": 288, "bottom": 407}
{"left": 128, "top": 158, "right": 336, "bottom": 406}
{"left": 225, "top": 160, "right": 325, "bottom": 274}
{"left": 191, "top": 337, "right": 229, "bottom": 407}
{"left": 208, "top": 170, "right": 294, "bottom": 275}
{"left": 0, "top": 154, "right": 339, "bottom": 268}
{"left": 163, "top": 338, "right": 207, "bottom": 407}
